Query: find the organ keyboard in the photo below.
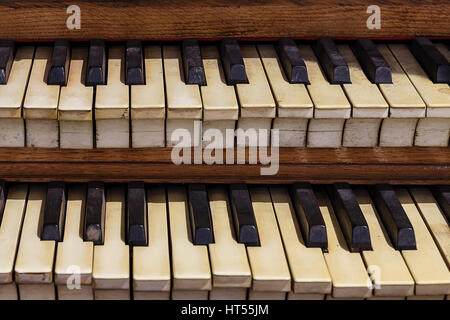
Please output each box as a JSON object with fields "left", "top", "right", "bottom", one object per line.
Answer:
{"left": 0, "top": 182, "right": 449, "bottom": 300}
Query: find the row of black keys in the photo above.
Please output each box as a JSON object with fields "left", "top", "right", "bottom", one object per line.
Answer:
{"left": 1, "top": 181, "right": 448, "bottom": 252}
{"left": 0, "top": 37, "right": 448, "bottom": 87}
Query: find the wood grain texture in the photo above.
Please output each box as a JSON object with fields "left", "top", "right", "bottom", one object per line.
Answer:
{"left": 0, "top": 147, "right": 447, "bottom": 184}
{"left": 0, "top": 1, "right": 448, "bottom": 40}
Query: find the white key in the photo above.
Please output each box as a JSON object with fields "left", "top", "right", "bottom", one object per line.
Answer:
{"left": 236, "top": 45, "right": 276, "bottom": 147}
{"left": 93, "top": 186, "right": 130, "bottom": 299}
{"left": 131, "top": 46, "right": 165, "bottom": 147}
{"left": 23, "top": 46, "right": 60, "bottom": 147}
{"left": 0, "top": 184, "right": 28, "bottom": 299}
{"left": 15, "top": 184, "right": 56, "bottom": 300}
{"left": 54, "top": 185, "right": 94, "bottom": 300}
{"left": 164, "top": 46, "right": 202, "bottom": 147}
{"left": 95, "top": 46, "right": 130, "bottom": 148}
{"left": 0, "top": 47, "right": 33, "bottom": 147}
{"left": 58, "top": 47, "right": 94, "bottom": 149}
{"left": 299, "top": 45, "right": 350, "bottom": 148}
{"left": 201, "top": 46, "right": 238, "bottom": 149}
{"left": 258, "top": 44, "right": 313, "bottom": 147}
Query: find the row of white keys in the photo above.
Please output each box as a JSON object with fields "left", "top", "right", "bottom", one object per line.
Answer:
{"left": 208, "top": 185, "right": 251, "bottom": 300}
{"left": 14, "top": 184, "right": 56, "bottom": 299}
{"left": 258, "top": 45, "right": 313, "bottom": 147}
{"left": 339, "top": 45, "right": 389, "bottom": 147}
{"left": 95, "top": 46, "right": 130, "bottom": 148}
{"left": 0, "top": 184, "right": 28, "bottom": 299}
{"left": 55, "top": 185, "right": 94, "bottom": 299}
{"left": 0, "top": 47, "right": 33, "bottom": 147}
{"left": 164, "top": 46, "right": 202, "bottom": 148}
{"left": 59, "top": 47, "right": 94, "bottom": 148}
{"left": 300, "top": 45, "right": 351, "bottom": 148}
{"left": 133, "top": 185, "right": 171, "bottom": 300}
{"left": 389, "top": 44, "right": 450, "bottom": 147}
{"left": 92, "top": 185, "right": 130, "bottom": 299}
{"left": 131, "top": 46, "right": 165, "bottom": 148}
{"left": 23, "top": 47, "right": 61, "bottom": 148}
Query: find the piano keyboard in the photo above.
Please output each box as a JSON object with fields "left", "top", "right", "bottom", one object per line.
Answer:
{"left": 0, "top": 181, "right": 449, "bottom": 300}
{"left": 0, "top": 38, "right": 448, "bottom": 149}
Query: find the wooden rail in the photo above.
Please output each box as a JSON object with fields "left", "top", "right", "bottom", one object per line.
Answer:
{"left": 0, "top": 147, "right": 448, "bottom": 184}
{"left": 0, "top": 1, "right": 448, "bottom": 40}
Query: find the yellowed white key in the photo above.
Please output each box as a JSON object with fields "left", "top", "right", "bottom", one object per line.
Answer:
{"left": 408, "top": 187, "right": 449, "bottom": 268}
{"left": 93, "top": 186, "right": 129, "bottom": 299}
{"left": 23, "top": 46, "right": 60, "bottom": 147}
{"left": 207, "top": 185, "right": 251, "bottom": 300}
{"left": 0, "top": 47, "right": 33, "bottom": 147}
{"left": 236, "top": 45, "right": 276, "bottom": 147}
{"left": 55, "top": 185, "right": 94, "bottom": 300}
{"left": 201, "top": 46, "right": 238, "bottom": 149}
{"left": 396, "top": 188, "right": 450, "bottom": 295}
{"left": 131, "top": 46, "right": 165, "bottom": 147}
{"left": 316, "top": 188, "right": 371, "bottom": 299}
{"left": 299, "top": 45, "right": 350, "bottom": 148}
{"left": 58, "top": 47, "right": 94, "bottom": 149}
{"left": 355, "top": 187, "right": 414, "bottom": 297}
{"left": 258, "top": 44, "right": 313, "bottom": 147}
{"left": 164, "top": 45, "right": 202, "bottom": 147}
{"left": 338, "top": 45, "right": 389, "bottom": 147}
{"left": 0, "top": 184, "right": 28, "bottom": 300}
{"left": 247, "top": 186, "right": 291, "bottom": 296}
{"left": 167, "top": 185, "right": 211, "bottom": 295}
{"left": 15, "top": 184, "right": 56, "bottom": 300}
{"left": 377, "top": 44, "right": 426, "bottom": 147}
{"left": 389, "top": 44, "right": 450, "bottom": 146}
{"left": 95, "top": 46, "right": 129, "bottom": 148}
{"left": 269, "top": 185, "right": 331, "bottom": 294}
{"left": 133, "top": 185, "right": 170, "bottom": 298}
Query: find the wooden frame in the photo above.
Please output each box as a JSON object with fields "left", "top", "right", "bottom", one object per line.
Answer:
{"left": 0, "top": 1, "right": 448, "bottom": 40}
{"left": 0, "top": 147, "right": 448, "bottom": 184}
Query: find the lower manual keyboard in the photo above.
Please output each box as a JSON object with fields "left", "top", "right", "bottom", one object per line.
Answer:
{"left": 0, "top": 182, "right": 449, "bottom": 300}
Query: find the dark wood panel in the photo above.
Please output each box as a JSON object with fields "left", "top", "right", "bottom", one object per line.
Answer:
{"left": 0, "top": 0, "right": 448, "bottom": 40}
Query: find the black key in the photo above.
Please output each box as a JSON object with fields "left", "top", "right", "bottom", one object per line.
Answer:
{"left": 0, "top": 40, "right": 14, "bottom": 84}
{"left": 126, "top": 40, "right": 144, "bottom": 85}
{"left": 327, "top": 183, "right": 371, "bottom": 251}
{"left": 46, "top": 39, "right": 70, "bottom": 85}
{"left": 352, "top": 39, "right": 392, "bottom": 84}
{"left": 182, "top": 39, "right": 206, "bottom": 86}
{"left": 220, "top": 38, "right": 248, "bottom": 85}
{"left": 188, "top": 184, "right": 214, "bottom": 245}
{"left": 289, "top": 183, "right": 327, "bottom": 249}
{"left": 127, "top": 182, "right": 147, "bottom": 246}
{"left": 0, "top": 180, "right": 5, "bottom": 226}
{"left": 86, "top": 39, "right": 106, "bottom": 86}
{"left": 411, "top": 37, "right": 450, "bottom": 84}
{"left": 314, "top": 38, "right": 351, "bottom": 84}
{"left": 277, "top": 38, "right": 309, "bottom": 84}
{"left": 40, "top": 182, "right": 67, "bottom": 241}
{"left": 84, "top": 182, "right": 106, "bottom": 244}
{"left": 369, "top": 185, "right": 416, "bottom": 250}
{"left": 433, "top": 185, "right": 450, "bottom": 221}
{"left": 229, "top": 184, "right": 259, "bottom": 246}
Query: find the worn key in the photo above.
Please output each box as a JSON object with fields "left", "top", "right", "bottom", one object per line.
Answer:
{"left": 229, "top": 184, "right": 259, "bottom": 246}
{"left": 289, "top": 183, "right": 327, "bottom": 249}
{"left": 327, "top": 183, "right": 371, "bottom": 251}
{"left": 40, "top": 182, "right": 67, "bottom": 241}
{"left": 0, "top": 40, "right": 14, "bottom": 84}
{"left": 411, "top": 37, "right": 450, "bottom": 84}
{"left": 84, "top": 182, "right": 106, "bottom": 245}
{"left": 188, "top": 184, "right": 214, "bottom": 245}
{"left": 433, "top": 185, "right": 450, "bottom": 221}
{"left": 315, "top": 38, "right": 350, "bottom": 84}
{"left": 220, "top": 38, "right": 248, "bottom": 85}
{"left": 182, "top": 39, "right": 206, "bottom": 86}
{"left": 47, "top": 39, "right": 70, "bottom": 85}
{"left": 126, "top": 40, "right": 145, "bottom": 85}
{"left": 86, "top": 39, "right": 106, "bottom": 86}
{"left": 370, "top": 184, "right": 416, "bottom": 250}
{"left": 127, "top": 182, "right": 147, "bottom": 246}
{"left": 277, "top": 38, "right": 309, "bottom": 84}
{"left": 352, "top": 39, "right": 392, "bottom": 84}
